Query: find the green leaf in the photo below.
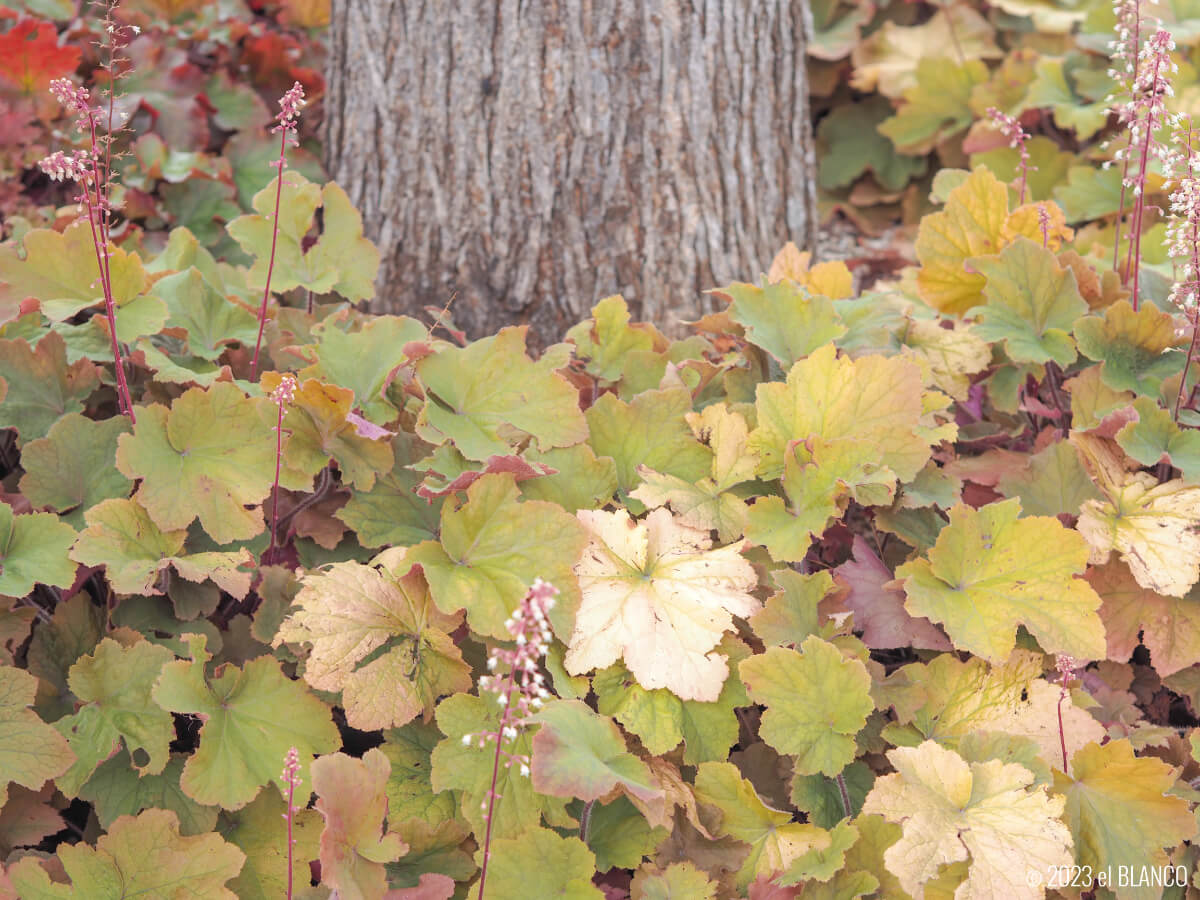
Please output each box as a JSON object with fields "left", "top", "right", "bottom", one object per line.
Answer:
{"left": 312, "top": 749, "right": 408, "bottom": 899}
{"left": 519, "top": 443, "right": 619, "bottom": 513}
{"left": 1054, "top": 739, "right": 1195, "bottom": 896}
{"left": 585, "top": 387, "right": 712, "bottom": 503}
{"left": 227, "top": 175, "right": 380, "bottom": 301}
{"left": 1024, "top": 57, "right": 1111, "bottom": 140}
{"left": 631, "top": 403, "right": 758, "bottom": 543}
{"left": 0, "top": 501, "right": 77, "bottom": 599}
{"left": 529, "top": 699, "right": 660, "bottom": 803}
{"left": 1073, "top": 300, "right": 1184, "bottom": 397}
{"left": 586, "top": 795, "right": 668, "bottom": 872}
{"left": 7, "top": 808, "right": 245, "bottom": 900}
{"left": 694, "top": 761, "right": 832, "bottom": 890}
{"left": 336, "top": 433, "right": 443, "bottom": 548}
{"left": 405, "top": 473, "right": 587, "bottom": 640}
{"left": 739, "top": 636, "right": 873, "bottom": 776}
{"left": 629, "top": 861, "right": 717, "bottom": 900}
{"left": 747, "top": 436, "right": 897, "bottom": 563}
{"left": 379, "top": 721, "right": 460, "bottom": 824}
{"left": 151, "top": 633, "right": 340, "bottom": 810}
{"left": 1116, "top": 395, "right": 1200, "bottom": 479}
{"left": 995, "top": 439, "right": 1103, "bottom": 518}
{"left": 275, "top": 563, "right": 471, "bottom": 731}
{"left": 219, "top": 785, "right": 322, "bottom": 900}
{"left": 878, "top": 57, "right": 988, "bottom": 155}
{"left": 721, "top": 279, "right": 847, "bottom": 367}
{"left": 565, "top": 294, "right": 659, "bottom": 383}
{"left": 592, "top": 640, "right": 750, "bottom": 764}
{"left": 53, "top": 638, "right": 175, "bottom": 796}
{"left": 817, "top": 96, "right": 926, "bottom": 192}
{"left": 116, "top": 382, "right": 278, "bottom": 544}
{"left": 0, "top": 665, "right": 74, "bottom": 806}
{"left": 70, "top": 498, "right": 254, "bottom": 598}
{"left": 430, "top": 693, "right": 570, "bottom": 840}
{"left": 897, "top": 499, "right": 1106, "bottom": 663}
{"left": 78, "top": 750, "right": 218, "bottom": 835}
{"left": 791, "top": 761, "right": 874, "bottom": 829}
{"left": 0, "top": 330, "right": 99, "bottom": 446}
{"left": 967, "top": 237, "right": 1087, "bottom": 366}
{"left": 299, "top": 314, "right": 428, "bottom": 425}
{"left": 386, "top": 817, "right": 475, "bottom": 888}
{"left": 478, "top": 827, "right": 603, "bottom": 899}
{"left": 26, "top": 593, "right": 103, "bottom": 722}
{"left": 748, "top": 569, "right": 834, "bottom": 648}
{"left": 415, "top": 328, "right": 588, "bottom": 461}
{"left": 0, "top": 222, "right": 147, "bottom": 323}
{"left": 778, "top": 819, "right": 860, "bottom": 885}
{"left": 18, "top": 413, "right": 131, "bottom": 529}
{"left": 150, "top": 267, "right": 260, "bottom": 360}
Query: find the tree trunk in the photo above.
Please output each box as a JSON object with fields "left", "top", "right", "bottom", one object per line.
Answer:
{"left": 324, "top": 0, "right": 817, "bottom": 342}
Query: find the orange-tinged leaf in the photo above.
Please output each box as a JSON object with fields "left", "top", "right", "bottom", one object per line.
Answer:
{"left": 0, "top": 331, "right": 99, "bottom": 447}
{"left": 897, "top": 498, "right": 1106, "bottom": 663}
{"left": 1073, "top": 300, "right": 1184, "bottom": 397}
{"left": 312, "top": 749, "right": 408, "bottom": 899}
{"left": 261, "top": 374, "right": 394, "bottom": 491}
{"left": 0, "top": 19, "right": 80, "bottom": 95}
{"left": 275, "top": 562, "right": 470, "bottom": 731}
{"left": 766, "top": 243, "right": 854, "bottom": 299}
{"left": 862, "top": 741, "right": 1072, "bottom": 900}
{"left": 1089, "top": 557, "right": 1200, "bottom": 676}
{"left": 1054, "top": 740, "right": 1196, "bottom": 895}
{"left": 564, "top": 508, "right": 759, "bottom": 702}
{"left": 915, "top": 167, "right": 1010, "bottom": 316}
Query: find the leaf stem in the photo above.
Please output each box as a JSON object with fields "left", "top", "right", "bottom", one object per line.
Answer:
{"left": 250, "top": 125, "right": 288, "bottom": 380}
{"left": 477, "top": 677, "right": 518, "bottom": 900}
{"left": 835, "top": 772, "right": 852, "bottom": 820}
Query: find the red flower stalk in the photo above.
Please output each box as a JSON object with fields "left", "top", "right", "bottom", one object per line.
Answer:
{"left": 251, "top": 81, "right": 306, "bottom": 380}
{"left": 41, "top": 76, "right": 136, "bottom": 422}
{"left": 987, "top": 106, "right": 1034, "bottom": 205}
{"left": 468, "top": 579, "right": 558, "bottom": 900}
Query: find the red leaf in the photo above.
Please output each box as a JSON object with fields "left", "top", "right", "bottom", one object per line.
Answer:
{"left": 0, "top": 19, "right": 80, "bottom": 95}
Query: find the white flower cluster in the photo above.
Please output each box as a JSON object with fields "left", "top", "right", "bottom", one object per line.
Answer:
{"left": 461, "top": 579, "right": 559, "bottom": 789}
{"left": 1165, "top": 120, "right": 1200, "bottom": 315}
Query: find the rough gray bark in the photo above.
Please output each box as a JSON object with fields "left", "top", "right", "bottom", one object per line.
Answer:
{"left": 325, "top": 0, "right": 817, "bottom": 342}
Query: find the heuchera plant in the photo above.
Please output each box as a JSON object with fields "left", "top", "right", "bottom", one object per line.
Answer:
{"left": 5, "top": 2, "right": 1200, "bottom": 899}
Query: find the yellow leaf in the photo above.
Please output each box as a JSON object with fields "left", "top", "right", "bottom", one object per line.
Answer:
{"left": 900, "top": 318, "right": 991, "bottom": 401}
{"left": 1074, "top": 433, "right": 1200, "bottom": 597}
{"left": 915, "top": 167, "right": 1011, "bottom": 316}
{"left": 564, "top": 508, "right": 759, "bottom": 702}
{"left": 1002, "top": 201, "right": 1073, "bottom": 249}
{"left": 749, "top": 344, "right": 935, "bottom": 483}
{"left": 766, "top": 243, "right": 854, "bottom": 298}
{"left": 850, "top": 7, "right": 1002, "bottom": 99}
{"left": 862, "top": 741, "right": 1073, "bottom": 900}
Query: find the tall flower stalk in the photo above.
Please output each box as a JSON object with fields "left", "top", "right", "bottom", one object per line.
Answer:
{"left": 40, "top": 10, "right": 138, "bottom": 421}
{"left": 987, "top": 107, "right": 1034, "bottom": 205}
{"left": 1114, "top": 27, "right": 1179, "bottom": 308}
{"left": 1167, "top": 116, "right": 1200, "bottom": 420}
{"left": 1107, "top": 0, "right": 1148, "bottom": 274}
{"left": 265, "top": 374, "right": 297, "bottom": 565}
{"left": 280, "top": 747, "right": 302, "bottom": 900}
{"left": 467, "top": 579, "right": 558, "bottom": 900}
{"left": 250, "top": 82, "right": 305, "bottom": 379}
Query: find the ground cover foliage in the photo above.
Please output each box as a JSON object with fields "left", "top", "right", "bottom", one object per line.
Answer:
{"left": 6, "top": 1, "right": 1200, "bottom": 899}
